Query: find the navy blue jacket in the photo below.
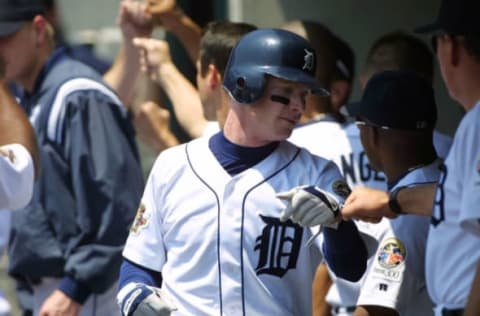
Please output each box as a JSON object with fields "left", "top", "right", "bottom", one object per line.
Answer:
{"left": 8, "top": 48, "right": 144, "bottom": 303}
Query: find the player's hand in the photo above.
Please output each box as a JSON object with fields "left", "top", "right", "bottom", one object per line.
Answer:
{"left": 133, "top": 38, "right": 173, "bottom": 83}
{"left": 145, "top": 0, "right": 182, "bottom": 28}
{"left": 277, "top": 186, "right": 341, "bottom": 228}
{"left": 38, "top": 289, "right": 81, "bottom": 316}
{"left": 341, "top": 186, "right": 396, "bottom": 223}
{"left": 118, "top": 283, "right": 176, "bottom": 316}
{"left": 118, "top": 0, "right": 153, "bottom": 40}
{"left": 134, "top": 101, "right": 179, "bottom": 151}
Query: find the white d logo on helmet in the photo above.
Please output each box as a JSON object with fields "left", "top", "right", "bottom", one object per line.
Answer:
{"left": 303, "top": 49, "right": 314, "bottom": 71}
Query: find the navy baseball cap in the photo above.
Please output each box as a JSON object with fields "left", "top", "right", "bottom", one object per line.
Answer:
{"left": 415, "top": 0, "right": 480, "bottom": 35}
{"left": 345, "top": 70, "right": 437, "bottom": 130}
{"left": 0, "top": 0, "right": 45, "bottom": 37}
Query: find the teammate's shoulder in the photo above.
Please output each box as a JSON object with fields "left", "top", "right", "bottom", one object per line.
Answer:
{"left": 292, "top": 142, "right": 340, "bottom": 169}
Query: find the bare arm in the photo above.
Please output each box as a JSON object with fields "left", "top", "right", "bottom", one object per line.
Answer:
{"left": 146, "top": 0, "right": 201, "bottom": 63}
{"left": 103, "top": 0, "right": 153, "bottom": 107}
{"left": 134, "top": 101, "right": 179, "bottom": 152}
{"left": 341, "top": 184, "right": 436, "bottom": 222}
{"left": 312, "top": 262, "right": 332, "bottom": 316}
{"left": 464, "top": 261, "right": 480, "bottom": 316}
{"left": 133, "top": 37, "right": 207, "bottom": 138}
{"left": 0, "top": 75, "right": 40, "bottom": 178}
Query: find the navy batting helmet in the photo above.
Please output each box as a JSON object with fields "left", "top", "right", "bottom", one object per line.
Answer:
{"left": 223, "top": 28, "right": 329, "bottom": 104}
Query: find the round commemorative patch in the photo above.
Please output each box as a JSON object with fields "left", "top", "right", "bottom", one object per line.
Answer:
{"left": 130, "top": 203, "right": 149, "bottom": 234}
{"left": 332, "top": 180, "right": 351, "bottom": 198}
{"left": 377, "top": 237, "right": 406, "bottom": 269}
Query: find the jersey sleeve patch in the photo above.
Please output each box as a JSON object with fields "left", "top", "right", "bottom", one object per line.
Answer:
{"left": 130, "top": 203, "right": 149, "bottom": 235}
{"left": 369, "top": 237, "right": 407, "bottom": 283}
{"left": 377, "top": 237, "right": 406, "bottom": 269}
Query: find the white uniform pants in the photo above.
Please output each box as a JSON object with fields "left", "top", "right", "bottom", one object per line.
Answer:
{"left": 32, "top": 277, "right": 119, "bottom": 316}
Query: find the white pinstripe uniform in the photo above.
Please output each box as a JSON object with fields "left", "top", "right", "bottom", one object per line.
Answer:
{"left": 122, "top": 137, "right": 348, "bottom": 316}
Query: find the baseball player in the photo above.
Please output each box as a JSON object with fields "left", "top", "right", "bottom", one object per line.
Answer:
{"left": 310, "top": 30, "right": 456, "bottom": 316}
{"left": 346, "top": 71, "right": 439, "bottom": 315}
{"left": 117, "top": 28, "right": 369, "bottom": 316}
{"left": 283, "top": 70, "right": 440, "bottom": 315}
{"left": 336, "top": 1, "right": 480, "bottom": 315}
{"left": 283, "top": 21, "right": 389, "bottom": 316}
{"left": 2, "top": 1, "right": 145, "bottom": 315}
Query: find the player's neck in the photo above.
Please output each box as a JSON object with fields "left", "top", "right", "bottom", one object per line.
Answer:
{"left": 382, "top": 150, "right": 438, "bottom": 182}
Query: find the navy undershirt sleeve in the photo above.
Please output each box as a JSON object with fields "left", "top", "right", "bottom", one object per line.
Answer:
{"left": 322, "top": 220, "right": 367, "bottom": 282}
{"left": 118, "top": 258, "right": 163, "bottom": 289}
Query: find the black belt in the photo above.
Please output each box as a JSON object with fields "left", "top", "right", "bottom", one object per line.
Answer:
{"left": 332, "top": 306, "right": 356, "bottom": 314}
{"left": 442, "top": 308, "right": 464, "bottom": 316}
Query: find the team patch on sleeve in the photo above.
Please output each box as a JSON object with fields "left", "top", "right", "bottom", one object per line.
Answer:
{"left": 332, "top": 180, "right": 351, "bottom": 198}
{"left": 377, "top": 237, "right": 406, "bottom": 269}
{"left": 371, "top": 237, "right": 406, "bottom": 282}
{"left": 130, "top": 203, "right": 149, "bottom": 235}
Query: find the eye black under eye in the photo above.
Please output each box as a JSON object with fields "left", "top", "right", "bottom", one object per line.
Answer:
{"left": 270, "top": 94, "right": 290, "bottom": 105}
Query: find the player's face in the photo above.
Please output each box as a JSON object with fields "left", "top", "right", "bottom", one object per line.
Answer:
{"left": 246, "top": 77, "right": 308, "bottom": 143}
{"left": 0, "top": 22, "right": 38, "bottom": 84}
{"left": 434, "top": 34, "right": 462, "bottom": 106}
{"left": 356, "top": 119, "right": 382, "bottom": 171}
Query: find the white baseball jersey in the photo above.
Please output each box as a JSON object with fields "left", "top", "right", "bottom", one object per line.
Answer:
{"left": 356, "top": 159, "right": 443, "bottom": 316}
{"left": 0, "top": 209, "right": 11, "bottom": 316}
{"left": 325, "top": 218, "right": 391, "bottom": 313}
{"left": 290, "top": 120, "right": 388, "bottom": 315}
{"left": 289, "top": 121, "right": 388, "bottom": 190}
{"left": 433, "top": 130, "right": 453, "bottom": 159}
{"left": 291, "top": 121, "right": 453, "bottom": 315}
{"left": 0, "top": 143, "right": 34, "bottom": 210}
{"left": 202, "top": 120, "right": 221, "bottom": 137}
{"left": 427, "top": 101, "right": 480, "bottom": 313}
{"left": 123, "top": 137, "right": 348, "bottom": 316}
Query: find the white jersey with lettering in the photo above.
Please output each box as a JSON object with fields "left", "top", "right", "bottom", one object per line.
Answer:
{"left": 427, "top": 101, "right": 480, "bottom": 313}
{"left": 356, "top": 159, "right": 443, "bottom": 316}
{"left": 289, "top": 121, "right": 388, "bottom": 190}
{"left": 325, "top": 218, "right": 391, "bottom": 314}
{"left": 122, "top": 137, "right": 348, "bottom": 316}
{"left": 0, "top": 143, "right": 34, "bottom": 210}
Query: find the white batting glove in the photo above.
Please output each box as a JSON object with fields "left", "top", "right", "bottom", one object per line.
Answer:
{"left": 118, "top": 282, "right": 177, "bottom": 316}
{"left": 277, "top": 186, "right": 341, "bottom": 228}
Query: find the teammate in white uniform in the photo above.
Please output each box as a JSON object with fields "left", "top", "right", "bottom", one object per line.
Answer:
{"left": 284, "top": 70, "right": 441, "bottom": 315}
{"left": 285, "top": 24, "right": 388, "bottom": 316}
{"left": 0, "top": 57, "right": 39, "bottom": 316}
{"left": 0, "top": 61, "right": 39, "bottom": 210}
{"left": 345, "top": 71, "right": 442, "bottom": 316}
{"left": 117, "top": 28, "right": 369, "bottom": 316}
{"left": 133, "top": 20, "right": 257, "bottom": 145}
{"left": 308, "top": 30, "right": 454, "bottom": 316}
{"left": 340, "top": 2, "right": 480, "bottom": 315}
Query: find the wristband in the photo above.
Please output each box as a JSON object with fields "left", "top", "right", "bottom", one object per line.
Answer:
{"left": 388, "top": 186, "right": 406, "bottom": 215}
